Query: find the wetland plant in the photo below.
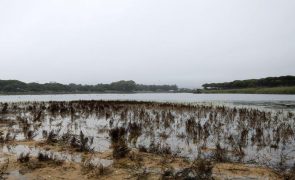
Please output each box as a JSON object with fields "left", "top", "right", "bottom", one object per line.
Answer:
{"left": 81, "top": 159, "right": 110, "bottom": 178}
{"left": 17, "top": 153, "right": 30, "bottom": 163}
{"left": 112, "top": 140, "right": 130, "bottom": 159}
{"left": 70, "top": 131, "right": 94, "bottom": 152}
{"left": 148, "top": 141, "right": 172, "bottom": 155}
{"left": 283, "top": 163, "right": 295, "bottom": 180}
{"left": 0, "top": 131, "right": 16, "bottom": 143}
{"left": 1, "top": 100, "right": 295, "bottom": 171}
{"left": 1, "top": 103, "right": 8, "bottom": 114}
{"left": 127, "top": 122, "right": 142, "bottom": 144}
{"left": 37, "top": 152, "right": 64, "bottom": 166}
{"left": 0, "top": 158, "right": 9, "bottom": 178}
{"left": 213, "top": 143, "right": 229, "bottom": 162}
{"left": 46, "top": 130, "right": 59, "bottom": 144}
{"left": 175, "top": 158, "right": 213, "bottom": 180}
{"left": 26, "top": 130, "right": 37, "bottom": 141}
{"left": 109, "top": 127, "right": 130, "bottom": 159}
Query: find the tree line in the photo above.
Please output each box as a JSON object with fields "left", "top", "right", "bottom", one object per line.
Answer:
{"left": 202, "top": 75, "right": 295, "bottom": 90}
{"left": 0, "top": 80, "right": 178, "bottom": 93}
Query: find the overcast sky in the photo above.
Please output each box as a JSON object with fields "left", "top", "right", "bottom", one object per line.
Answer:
{"left": 0, "top": 0, "right": 294, "bottom": 88}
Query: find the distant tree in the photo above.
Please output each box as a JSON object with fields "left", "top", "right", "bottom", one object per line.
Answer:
{"left": 0, "top": 79, "right": 178, "bottom": 93}
{"left": 110, "top": 80, "right": 136, "bottom": 92}
{"left": 202, "top": 75, "right": 295, "bottom": 90}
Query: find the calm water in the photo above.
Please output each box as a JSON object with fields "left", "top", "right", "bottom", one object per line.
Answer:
{"left": 0, "top": 93, "right": 295, "bottom": 109}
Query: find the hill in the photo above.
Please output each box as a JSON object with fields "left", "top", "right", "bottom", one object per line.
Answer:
{"left": 203, "top": 75, "right": 295, "bottom": 89}
{"left": 201, "top": 75, "right": 295, "bottom": 94}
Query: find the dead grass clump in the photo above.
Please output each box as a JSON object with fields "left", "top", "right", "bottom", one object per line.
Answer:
{"left": 1, "top": 103, "right": 8, "bottom": 114}
{"left": 240, "top": 128, "right": 249, "bottom": 147}
{"left": 176, "top": 133, "right": 186, "bottom": 139}
{"left": 251, "top": 127, "right": 264, "bottom": 146}
{"left": 232, "top": 144, "right": 245, "bottom": 161}
{"left": 283, "top": 163, "right": 295, "bottom": 180}
{"left": 213, "top": 143, "right": 229, "bottom": 162}
{"left": 81, "top": 159, "right": 111, "bottom": 178}
{"left": 128, "top": 151, "right": 144, "bottom": 169}
{"left": 37, "top": 152, "right": 52, "bottom": 162}
{"left": 161, "top": 168, "right": 175, "bottom": 179}
{"left": 128, "top": 122, "right": 142, "bottom": 144}
{"left": 132, "top": 169, "right": 150, "bottom": 180}
{"left": 60, "top": 131, "right": 72, "bottom": 143}
{"left": 159, "top": 132, "right": 169, "bottom": 140}
{"left": 46, "top": 130, "right": 59, "bottom": 144}
{"left": 18, "top": 153, "right": 30, "bottom": 163}
{"left": 148, "top": 142, "right": 172, "bottom": 155}
{"left": 281, "top": 125, "right": 294, "bottom": 144}
{"left": 0, "top": 158, "right": 9, "bottom": 178}
{"left": 37, "top": 152, "right": 64, "bottom": 166}
{"left": 138, "top": 145, "right": 148, "bottom": 153}
{"left": 33, "top": 110, "right": 43, "bottom": 122}
{"left": 48, "top": 102, "right": 60, "bottom": 115}
{"left": 113, "top": 142, "right": 130, "bottom": 159}
{"left": 110, "top": 127, "right": 130, "bottom": 159}
{"left": 0, "top": 131, "right": 4, "bottom": 143}
{"left": 175, "top": 158, "right": 213, "bottom": 180}
{"left": 26, "top": 130, "right": 37, "bottom": 140}
{"left": 18, "top": 152, "right": 63, "bottom": 174}
{"left": 191, "top": 158, "right": 213, "bottom": 179}
{"left": 70, "top": 131, "right": 94, "bottom": 152}
{"left": 0, "top": 131, "right": 16, "bottom": 143}
{"left": 109, "top": 127, "right": 126, "bottom": 144}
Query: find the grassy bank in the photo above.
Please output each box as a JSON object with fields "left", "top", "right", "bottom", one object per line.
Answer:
{"left": 202, "top": 86, "right": 295, "bottom": 94}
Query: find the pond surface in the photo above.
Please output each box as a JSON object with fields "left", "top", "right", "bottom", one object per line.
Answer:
{"left": 0, "top": 93, "right": 295, "bottom": 110}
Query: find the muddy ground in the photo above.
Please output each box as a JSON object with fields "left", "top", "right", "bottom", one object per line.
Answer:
{"left": 0, "top": 140, "right": 286, "bottom": 180}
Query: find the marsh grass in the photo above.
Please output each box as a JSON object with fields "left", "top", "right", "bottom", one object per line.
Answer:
{"left": 109, "top": 127, "right": 130, "bottom": 159}
{"left": 17, "top": 152, "right": 64, "bottom": 175}
{"left": 1, "top": 100, "right": 294, "bottom": 175}
{"left": 0, "top": 131, "right": 16, "bottom": 143}
{"left": 112, "top": 142, "right": 130, "bottom": 159}
{"left": 81, "top": 159, "right": 111, "bottom": 178}
{"left": 26, "top": 130, "right": 37, "bottom": 141}
{"left": 70, "top": 131, "right": 94, "bottom": 152}
{"left": 174, "top": 158, "right": 213, "bottom": 180}
{"left": 283, "top": 163, "right": 295, "bottom": 180}
{"left": 37, "top": 152, "right": 64, "bottom": 166}
{"left": 213, "top": 143, "right": 229, "bottom": 163}
{"left": 46, "top": 130, "right": 59, "bottom": 144}
{"left": 147, "top": 141, "right": 172, "bottom": 155}
{"left": 17, "top": 153, "right": 30, "bottom": 163}
{"left": 127, "top": 122, "right": 142, "bottom": 144}
{"left": 0, "top": 158, "right": 9, "bottom": 178}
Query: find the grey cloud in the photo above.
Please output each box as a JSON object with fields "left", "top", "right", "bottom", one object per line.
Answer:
{"left": 0, "top": 0, "right": 294, "bottom": 88}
